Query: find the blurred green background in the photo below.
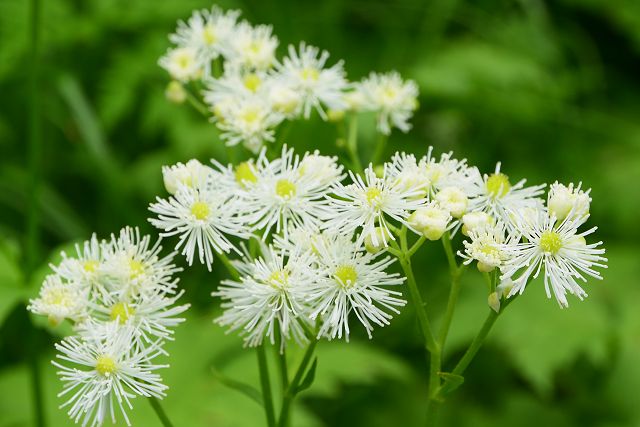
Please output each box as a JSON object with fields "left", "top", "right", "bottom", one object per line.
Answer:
{"left": 1, "top": 0, "right": 640, "bottom": 426}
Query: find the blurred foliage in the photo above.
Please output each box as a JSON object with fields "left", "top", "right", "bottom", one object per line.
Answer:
{"left": 1, "top": 0, "right": 640, "bottom": 426}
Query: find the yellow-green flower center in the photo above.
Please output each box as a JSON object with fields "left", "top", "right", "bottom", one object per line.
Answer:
{"left": 83, "top": 260, "right": 99, "bottom": 273}
{"left": 300, "top": 67, "right": 320, "bottom": 82}
{"left": 365, "top": 187, "right": 382, "bottom": 207}
{"left": 243, "top": 73, "right": 262, "bottom": 93}
{"left": 276, "top": 179, "right": 296, "bottom": 199}
{"left": 235, "top": 162, "right": 258, "bottom": 187}
{"left": 203, "top": 24, "right": 217, "bottom": 45}
{"left": 191, "top": 201, "right": 210, "bottom": 220}
{"left": 240, "top": 107, "right": 260, "bottom": 124}
{"left": 479, "top": 244, "right": 500, "bottom": 258}
{"left": 539, "top": 231, "right": 563, "bottom": 254}
{"left": 110, "top": 302, "right": 135, "bottom": 324}
{"left": 267, "top": 269, "right": 289, "bottom": 288}
{"left": 95, "top": 355, "right": 117, "bottom": 376}
{"left": 486, "top": 173, "right": 511, "bottom": 198}
{"left": 128, "top": 259, "right": 145, "bottom": 279}
{"left": 334, "top": 265, "right": 358, "bottom": 288}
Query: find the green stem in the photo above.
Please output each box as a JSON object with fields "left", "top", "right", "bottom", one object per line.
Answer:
{"left": 257, "top": 346, "right": 277, "bottom": 427}
{"left": 437, "top": 267, "right": 463, "bottom": 353}
{"left": 346, "top": 114, "right": 363, "bottom": 174}
{"left": 441, "top": 232, "right": 458, "bottom": 275}
{"left": 449, "top": 310, "right": 499, "bottom": 377}
{"left": 148, "top": 397, "right": 174, "bottom": 427}
{"left": 370, "top": 132, "right": 388, "bottom": 166}
{"left": 27, "top": 0, "right": 45, "bottom": 424}
{"left": 277, "top": 339, "right": 318, "bottom": 427}
{"left": 274, "top": 330, "right": 289, "bottom": 394}
{"left": 216, "top": 251, "right": 240, "bottom": 281}
{"left": 185, "top": 88, "right": 209, "bottom": 117}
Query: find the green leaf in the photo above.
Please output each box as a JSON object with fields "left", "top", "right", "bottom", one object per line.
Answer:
{"left": 211, "top": 367, "right": 263, "bottom": 406}
{"left": 0, "top": 236, "right": 25, "bottom": 326}
{"left": 294, "top": 357, "right": 318, "bottom": 394}
{"left": 438, "top": 372, "right": 464, "bottom": 395}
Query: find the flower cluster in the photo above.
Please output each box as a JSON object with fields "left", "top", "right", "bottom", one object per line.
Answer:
{"left": 150, "top": 148, "right": 406, "bottom": 346}
{"left": 152, "top": 142, "right": 607, "bottom": 358}
{"left": 159, "top": 6, "right": 419, "bottom": 152}
{"left": 28, "top": 228, "right": 188, "bottom": 427}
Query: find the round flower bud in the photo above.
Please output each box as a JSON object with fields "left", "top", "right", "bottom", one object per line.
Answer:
{"left": 364, "top": 227, "right": 392, "bottom": 254}
{"left": 408, "top": 203, "right": 451, "bottom": 240}
{"left": 496, "top": 278, "right": 514, "bottom": 299}
{"left": 461, "top": 212, "right": 494, "bottom": 236}
{"left": 373, "top": 165, "right": 385, "bottom": 179}
{"left": 435, "top": 186, "right": 468, "bottom": 218}
{"left": 165, "top": 80, "right": 186, "bottom": 104}
{"left": 162, "top": 159, "right": 209, "bottom": 194}
{"left": 344, "top": 90, "right": 366, "bottom": 111}
{"left": 548, "top": 182, "right": 590, "bottom": 222}
{"left": 477, "top": 261, "right": 495, "bottom": 273}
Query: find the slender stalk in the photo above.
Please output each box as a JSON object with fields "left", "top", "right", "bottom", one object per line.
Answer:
{"left": 274, "top": 329, "right": 289, "bottom": 394}
{"left": 215, "top": 251, "right": 240, "bottom": 281}
{"left": 277, "top": 339, "right": 318, "bottom": 427}
{"left": 148, "top": 397, "right": 174, "bottom": 427}
{"left": 370, "top": 132, "right": 388, "bottom": 166}
{"left": 185, "top": 88, "right": 209, "bottom": 117}
{"left": 441, "top": 232, "right": 457, "bottom": 275}
{"left": 437, "top": 267, "right": 463, "bottom": 352}
{"left": 346, "top": 114, "right": 363, "bottom": 173}
{"left": 396, "top": 247, "right": 438, "bottom": 353}
{"left": 449, "top": 310, "right": 499, "bottom": 376}
{"left": 27, "top": 0, "right": 45, "bottom": 424}
{"left": 257, "top": 346, "right": 276, "bottom": 427}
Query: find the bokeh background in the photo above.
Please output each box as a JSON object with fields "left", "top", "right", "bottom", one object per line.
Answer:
{"left": 1, "top": 0, "right": 640, "bottom": 426}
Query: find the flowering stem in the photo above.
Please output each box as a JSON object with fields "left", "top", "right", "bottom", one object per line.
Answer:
{"left": 370, "top": 132, "right": 388, "bottom": 166}
{"left": 346, "top": 114, "right": 363, "bottom": 174}
{"left": 274, "top": 329, "right": 289, "bottom": 393}
{"left": 438, "top": 232, "right": 467, "bottom": 353}
{"left": 27, "top": 0, "right": 45, "bottom": 423}
{"left": 257, "top": 345, "right": 277, "bottom": 427}
{"left": 441, "top": 232, "right": 457, "bottom": 276}
{"left": 185, "top": 88, "right": 209, "bottom": 117}
{"left": 448, "top": 310, "right": 499, "bottom": 377}
{"left": 148, "top": 397, "right": 174, "bottom": 427}
{"left": 277, "top": 338, "right": 318, "bottom": 427}
{"left": 215, "top": 251, "right": 241, "bottom": 281}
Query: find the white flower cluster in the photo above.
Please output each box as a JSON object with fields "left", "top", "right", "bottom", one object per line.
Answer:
{"left": 152, "top": 143, "right": 607, "bottom": 359}
{"left": 159, "top": 6, "right": 419, "bottom": 152}
{"left": 28, "top": 228, "right": 189, "bottom": 427}
{"left": 150, "top": 148, "right": 407, "bottom": 346}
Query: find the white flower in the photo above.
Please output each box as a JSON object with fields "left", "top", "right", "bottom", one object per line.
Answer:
{"left": 459, "top": 222, "right": 511, "bottom": 272}
{"left": 500, "top": 209, "right": 607, "bottom": 307}
{"left": 101, "top": 227, "right": 182, "bottom": 300}
{"left": 28, "top": 275, "right": 89, "bottom": 327}
{"left": 548, "top": 181, "right": 591, "bottom": 223}
{"left": 149, "top": 185, "right": 246, "bottom": 270}
{"left": 407, "top": 201, "right": 452, "bottom": 240}
{"left": 216, "top": 96, "right": 284, "bottom": 153}
{"left": 158, "top": 46, "right": 202, "bottom": 82}
{"left": 461, "top": 212, "right": 495, "bottom": 236}
{"left": 307, "top": 235, "right": 406, "bottom": 340}
{"left": 212, "top": 247, "right": 315, "bottom": 348}
{"left": 226, "top": 22, "right": 278, "bottom": 70}
{"left": 203, "top": 70, "right": 269, "bottom": 107}
{"left": 162, "top": 159, "right": 212, "bottom": 195}
{"left": 52, "top": 234, "right": 106, "bottom": 291}
{"left": 170, "top": 6, "right": 240, "bottom": 74}
{"left": 298, "top": 150, "right": 344, "bottom": 186}
{"left": 385, "top": 152, "right": 430, "bottom": 198}
{"left": 323, "top": 165, "right": 426, "bottom": 247}
{"left": 265, "top": 76, "right": 303, "bottom": 116}
{"left": 435, "top": 186, "right": 468, "bottom": 218}
{"left": 87, "top": 289, "right": 189, "bottom": 345}
{"left": 357, "top": 71, "right": 419, "bottom": 135}
{"left": 53, "top": 322, "right": 168, "bottom": 427}
{"left": 468, "top": 163, "right": 545, "bottom": 226}
{"left": 423, "top": 147, "right": 477, "bottom": 196}
{"left": 240, "top": 147, "right": 340, "bottom": 237}
{"left": 276, "top": 43, "right": 348, "bottom": 119}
